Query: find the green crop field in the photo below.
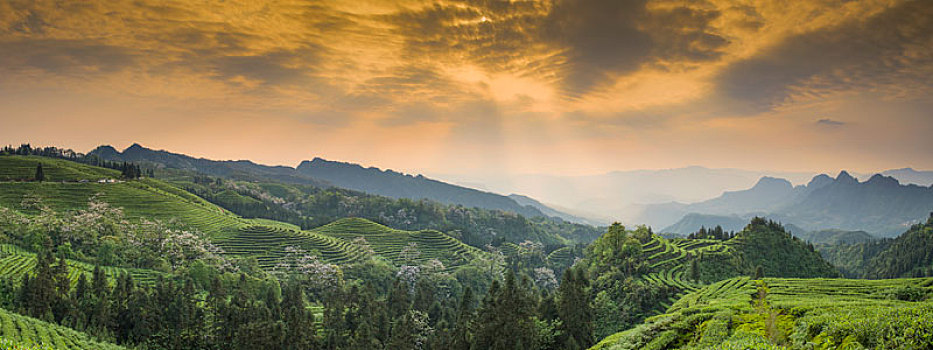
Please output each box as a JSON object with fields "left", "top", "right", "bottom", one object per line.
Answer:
{"left": 0, "top": 308, "right": 126, "bottom": 350}
{"left": 0, "top": 156, "right": 242, "bottom": 235}
{"left": 1, "top": 156, "right": 493, "bottom": 277}
{"left": 0, "top": 245, "right": 165, "bottom": 287}
{"left": 311, "top": 218, "right": 482, "bottom": 267}
{"left": 635, "top": 236, "right": 706, "bottom": 302}
{"left": 0, "top": 156, "right": 118, "bottom": 182}
{"left": 217, "top": 218, "right": 485, "bottom": 269}
{"left": 591, "top": 277, "right": 933, "bottom": 350}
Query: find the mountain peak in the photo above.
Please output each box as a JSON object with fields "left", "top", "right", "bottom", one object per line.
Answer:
{"left": 807, "top": 174, "right": 834, "bottom": 189}
{"left": 866, "top": 173, "right": 899, "bottom": 186}
{"left": 752, "top": 176, "right": 793, "bottom": 190}
{"left": 124, "top": 143, "right": 147, "bottom": 154}
{"left": 835, "top": 170, "right": 857, "bottom": 184}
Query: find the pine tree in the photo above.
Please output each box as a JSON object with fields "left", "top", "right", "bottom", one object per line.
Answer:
{"left": 473, "top": 271, "right": 537, "bottom": 350}
{"left": 558, "top": 268, "right": 593, "bottom": 349}
{"left": 35, "top": 163, "right": 45, "bottom": 182}
{"left": 448, "top": 287, "right": 474, "bottom": 350}
{"left": 754, "top": 265, "right": 764, "bottom": 280}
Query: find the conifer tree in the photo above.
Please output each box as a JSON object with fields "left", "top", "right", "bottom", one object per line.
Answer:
{"left": 448, "top": 287, "right": 474, "bottom": 350}
{"left": 558, "top": 268, "right": 593, "bottom": 349}
{"left": 35, "top": 163, "right": 45, "bottom": 182}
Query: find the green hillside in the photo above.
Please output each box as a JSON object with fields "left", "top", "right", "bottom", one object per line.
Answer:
{"left": 815, "top": 214, "right": 933, "bottom": 279}
{"left": 0, "top": 156, "right": 241, "bottom": 235}
{"left": 592, "top": 277, "right": 933, "bottom": 350}
{"left": 0, "top": 307, "right": 126, "bottom": 350}
{"left": 583, "top": 219, "right": 842, "bottom": 340}
{"left": 0, "top": 245, "right": 164, "bottom": 287}
{"left": 632, "top": 219, "right": 838, "bottom": 305}
{"left": 862, "top": 213, "right": 933, "bottom": 278}
{"left": 0, "top": 155, "right": 118, "bottom": 182}
{"left": 216, "top": 217, "right": 485, "bottom": 269}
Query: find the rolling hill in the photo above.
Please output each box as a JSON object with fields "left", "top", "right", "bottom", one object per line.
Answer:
{"left": 215, "top": 217, "right": 485, "bottom": 269}
{"left": 0, "top": 156, "right": 242, "bottom": 235}
{"left": 591, "top": 277, "right": 933, "bottom": 350}
{"left": 296, "top": 157, "right": 545, "bottom": 218}
{"left": 89, "top": 144, "right": 567, "bottom": 220}
{"left": 598, "top": 218, "right": 839, "bottom": 317}
{"left": 0, "top": 155, "right": 491, "bottom": 273}
{"left": 0, "top": 307, "right": 127, "bottom": 350}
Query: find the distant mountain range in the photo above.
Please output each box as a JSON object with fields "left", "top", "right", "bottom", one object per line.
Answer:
{"left": 435, "top": 167, "right": 820, "bottom": 224}
{"left": 648, "top": 171, "right": 933, "bottom": 237}
{"left": 89, "top": 144, "right": 580, "bottom": 222}
{"left": 881, "top": 168, "right": 933, "bottom": 186}
{"left": 293, "top": 157, "right": 544, "bottom": 218}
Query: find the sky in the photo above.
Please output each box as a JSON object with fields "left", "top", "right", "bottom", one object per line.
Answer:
{"left": 0, "top": 0, "right": 931, "bottom": 178}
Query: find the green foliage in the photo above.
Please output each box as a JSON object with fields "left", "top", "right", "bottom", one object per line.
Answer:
{"left": 0, "top": 308, "right": 126, "bottom": 350}
{"left": 862, "top": 214, "right": 933, "bottom": 279}
{"left": 591, "top": 277, "right": 933, "bottom": 350}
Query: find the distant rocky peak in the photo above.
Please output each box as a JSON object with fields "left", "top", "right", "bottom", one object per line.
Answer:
{"left": 806, "top": 174, "right": 834, "bottom": 189}
{"left": 835, "top": 170, "right": 858, "bottom": 184}
{"left": 866, "top": 173, "right": 900, "bottom": 186}
{"left": 752, "top": 176, "right": 793, "bottom": 190}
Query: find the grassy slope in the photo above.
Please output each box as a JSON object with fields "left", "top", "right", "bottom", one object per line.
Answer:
{"left": 0, "top": 156, "right": 241, "bottom": 235}
{"left": 1, "top": 156, "right": 488, "bottom": 272}
{"left": 632, "top": 221, "right": 840, "bottom": 313}
{"left": 0, "top": 245, "right": 165, "bottom": 287}
{"left": 592, "top": 277, "right": 933, "bottom": 350}
{"left": 217, "top": 217, "right": 485, "bottom": 269}
{"left": 0, "top": 308, "right": 126, "bottom": 350}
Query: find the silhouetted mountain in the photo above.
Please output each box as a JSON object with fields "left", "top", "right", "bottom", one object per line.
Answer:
{"left": 779, "top": 172, "right": 933, "bottom": 236}
{"left": 296, "top": 158, "right": 544, "bottom": 218}
{"left": 882, "top": 168, "right": 933, "bottom": 186}
{"left": 89, "top": 143, "right": 329, "bottom": 186}
{"left": 644, "top": 171, "right": 933, "bottom": 237}
{"left": 434, "top": 166, "right": 816, "bottom": 223}
{"left": 89, "top": 144, "right": 563, "bottom": 219}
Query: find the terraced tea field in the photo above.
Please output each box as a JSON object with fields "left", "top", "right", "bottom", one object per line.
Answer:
{"left": 216, "top": 218, "right": 485, "bottom": 269}
{"left": 0, "top": 308, "right": 126, "bottom": 350}
{"left": 312, "top": 218, "right": 481, "bottom": 267}
{"left": 0, "top": 245, "right": 165, "bottom": 286}
{"left": 592, "top": 277, "right": 933, "bottom": 350}
{"left": 0, "top": 156, "right": 242, "bottom": 235}
{"left": 216, "top": 224, "right": 368, "bottom": 268}
{"left": 0, "top": 156, "right": 117, "bottom": 182}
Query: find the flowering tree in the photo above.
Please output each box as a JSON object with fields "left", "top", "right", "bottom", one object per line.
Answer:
{"left": 399, "top": 242, "right": 421, "bottom": 263}
{"left": 159, "top": 228, "right": 229, "bottom": 272}
{"left": 533, "top": 267, "right": 558, "bottom": 290}
{"left": 275, "top": 246, "right": 343, "bottom": 297}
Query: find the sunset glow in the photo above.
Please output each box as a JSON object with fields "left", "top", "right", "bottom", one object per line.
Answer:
{"left": 1, "top": 0, "right": 930, "bottom": 176}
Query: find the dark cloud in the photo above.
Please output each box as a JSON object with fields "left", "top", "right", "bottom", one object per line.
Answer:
{"left": 210, "top": 45, "right": 323, "bottom": 87}
{"left": 10, "top": 10, "right": 47, "bottom": 34}
{"left": 388, "top": 0, "right": 726, "bottom": 98}
{"left": 715, "top": 0, "right": 933, "bottom": 110}
{"left": 541, "top": 0, "right": 653, "bottom": 95}
{"left": 816, "top": 118, "right": 846, "bottom": 127}
{"left": 387, "top": 1, "right": 549, "bottom": 73}
{"left": 0, "top": 39, "right": 137, "bottom": 75}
